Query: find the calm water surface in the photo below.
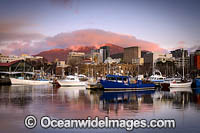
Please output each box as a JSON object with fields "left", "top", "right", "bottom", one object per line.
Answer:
{"left": 0, "top": 85, "right": 200, "bottom": 133}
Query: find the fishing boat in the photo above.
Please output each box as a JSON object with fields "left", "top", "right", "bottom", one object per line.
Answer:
{"left": 10, "top": 77, "right": 51, "bottom": 85}
{"left": 57, "top": 75, "right": 87, "bottom": 87}
{"left": 100, "top": 75, "right": 155, "bottom": 91}
{"left": 169, "top": 49, "right": 192, "bottom": 88}
{"left": 2, "top": 72, "right": 51, "bottom": 85}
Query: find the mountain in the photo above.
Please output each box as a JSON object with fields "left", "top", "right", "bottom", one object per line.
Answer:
{"left": 99, "top": 43, "right": 124, "bottom": 55}
{"left": 36, "top": 48, "right": 70, "bottom": 62}
{"left": 36, "top": 43, "right": 124, "bottom": 62}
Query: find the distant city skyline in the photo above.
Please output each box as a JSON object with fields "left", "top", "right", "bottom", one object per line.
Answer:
{"left": 0, "top": 0, "right": 200, "bottom": 55}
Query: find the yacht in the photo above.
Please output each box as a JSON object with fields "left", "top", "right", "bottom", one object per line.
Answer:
{"left": 170, "top": 80, "right": 192, "bottom": 88}
{"left": 149, "top": 70, "right": 166, "bottom": 83}
{"left": 169, "top": 49, "right": 192, "bottom": 88}
{"left": 57, "top": 75, "right": 87, "bottom": 87}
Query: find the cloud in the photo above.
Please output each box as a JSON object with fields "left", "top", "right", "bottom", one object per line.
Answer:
{"left": 0, "top": 29, "right": 165, "bottom": 55}
{"left": 46, "top": 29, "right": 164, "bottom": 52}
{"left": 0, "top": 40, "right": 53, "bottom": 55}
{"left": 0, "top": 32, "right": 45, "bottom": 42}
{"left": 188, "top": 45, "right": 200, "bottom": 53}
{"left": 0, "top": 21, "right": 32, "bottom": 33}
{"left": 177, "top": 41, "right": 185, "bottom": 45}
{"left": 0, "top": 18, "right": 45, "bottom": 46}
{"left": 0, "top": 20, "right": 46, "bottom": 53}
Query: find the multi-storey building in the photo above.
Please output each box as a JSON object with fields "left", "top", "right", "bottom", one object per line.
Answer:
{"left": 123, "top": 46, "right": 141, "bottom": 64}
{"left": 0, "top": 53, "right": 43, "bottom": 63}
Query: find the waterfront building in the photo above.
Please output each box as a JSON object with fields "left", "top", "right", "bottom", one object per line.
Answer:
{"left": 123, "top": 46, "right": 141, "bottom": 64}
{"left": 144, "top": 52, "right": 173, "bottom": 67}
{"left": 55, "top": 61, "right": 70, "bottom": 78}
{"left": 0, "top": 54, "right": 23, "bottom": 63}
{"left": 104, "top": 57, "right": 121, "bottom": 64}
{"left": 110, "top": 53, "right": 124, "bottom": 60}
{"left": 144, "top": 52, "right": 174, "bottom": 74}
{"left": 170, "top": 49, "right": 190, "bottom": 76}
{"left": 141, "top": 50, "right": 150, "bottom": 58}
{"left": 67, "top": 52, "right": 85, "bottom": 64}
{"left": 170, "top": 49, "right": 188, "bottom": 58}
{"left": 68, "top": 52, "right": 85, "bottom": 57}
{"left": 0, "top": 60, "right": 33, "bottom": 73}
{"left": 93, "top": 46, "right": 110, "bottom": 63}
{"left": 90, "top": 46, "right": 110, "bottom": 64}
{"left": 190, "top": 53, "right": 195, "bottom": 70}
{"left": 21, "top": 54, "right": 43, "bottom": 60}
{"left": 0, "top": 54, "right": 43, "bottom": 63}
{"left": 189, "top": 50, "right": 200, "bottom": 72}
{"left": 195, "top": 50, "right": 200, "bottom": 70}
{"left": 91, "top": 51, "right": 102, "bottom": 64}
{"left": 57, "top": 61, "right": 67, "bottom": 67}
{"left": 100, "top": 46, "right": 110, "bottom": 62}
{"left": 170, "top": 49, "right": 189, "bottom": 68}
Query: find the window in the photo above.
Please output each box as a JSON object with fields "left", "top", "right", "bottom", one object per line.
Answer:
{"left": 117, "top": 77, "right": 122, "bottom": 81}
{"left": 106, "top": 76, "right": 116, "bottom": 81}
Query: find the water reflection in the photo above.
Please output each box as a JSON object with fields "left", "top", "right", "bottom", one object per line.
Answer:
{"left": 1, "top": 85, "right": 200, "bottom": 132}
{"left": 96, "top": 90, "right": 155, "bottom": 114}
{"left": 0, "top": 86, "right": 199, "bottom": 114}
{"left": 192, "top": 88, "right": 200, "bottom": 110}
{"left": 153, "top": 88, "right": 193, "bottom": 110}
{"left": 57, "top": 87, "right": 87, "bottom": 101}
{"left": 0, "top": 86, "right": 53, "bottom": 115}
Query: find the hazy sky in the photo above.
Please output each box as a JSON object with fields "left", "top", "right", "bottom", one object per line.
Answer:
{"left": 0, "top": 0, "right": 200, "bottom": 55}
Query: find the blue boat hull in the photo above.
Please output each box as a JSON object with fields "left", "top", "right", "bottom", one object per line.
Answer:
{"left": 196, "top": 78, "right": 200, "bottom": 87}
{"left": 100, "top": 80, "right": 155, "bottom": 91}
{"left": 100, "top": 90, "right": 155, "bottom": 102}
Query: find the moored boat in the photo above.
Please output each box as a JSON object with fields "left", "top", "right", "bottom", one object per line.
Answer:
{"left": 57, "top": 75, "right": 87, "bottom": 87}
{"left": 148, "top": 70, "right": 166, "bottom": 87}
{"left": 169, "top": 49, "right": 192, "bottom": 88}
{"left": 100, "top": 75, "right": 155, "bottom": 91}
{"left": 10, "top": 78, "right": 51, "bottom": 85}
{"left": 169, "top": 81, "right": 192, "bottom": 88}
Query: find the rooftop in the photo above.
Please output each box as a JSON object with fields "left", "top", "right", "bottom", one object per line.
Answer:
{"left": 0, "top": 60, "right": 21, "bottom": 67}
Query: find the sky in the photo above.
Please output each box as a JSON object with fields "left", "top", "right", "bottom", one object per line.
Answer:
{"left": 0, "top": 0, "right": 200, "bottom": 55}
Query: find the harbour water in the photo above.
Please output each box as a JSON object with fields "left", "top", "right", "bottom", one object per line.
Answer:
{"left": 0, "top": 85, "right": 200, "bottom": 132}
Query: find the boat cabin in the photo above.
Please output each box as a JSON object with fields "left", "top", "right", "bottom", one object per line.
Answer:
{"left": 106, "top": 75, "right": 130, "bottom": 84}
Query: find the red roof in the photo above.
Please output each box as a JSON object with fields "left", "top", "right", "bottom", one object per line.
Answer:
{"left": 0, "top": 60, "right": 21, "bottom": 67}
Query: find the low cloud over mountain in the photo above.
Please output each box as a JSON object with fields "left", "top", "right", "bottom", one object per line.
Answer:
{"left": 0, "top": 29, "right": 164, "bottom": 56}
{"left": 46, "top": 29, "right": 164, "bottom": 52}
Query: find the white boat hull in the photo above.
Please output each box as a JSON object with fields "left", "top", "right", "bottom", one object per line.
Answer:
{"left": 57, "top": 80, "right": 87, "bottom": 87}
{"left": 10, "top": 78, "right": 51, "bottom": 85}
{"left": 170, "top": 81, "right": 192, "bottom": 88}
{"left": 170, "top": 87, "right": 192, "bottom": 93}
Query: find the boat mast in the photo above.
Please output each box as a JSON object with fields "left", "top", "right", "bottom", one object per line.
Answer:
{"left": 182, "top": 48, "right": 185, "bottom": 79}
